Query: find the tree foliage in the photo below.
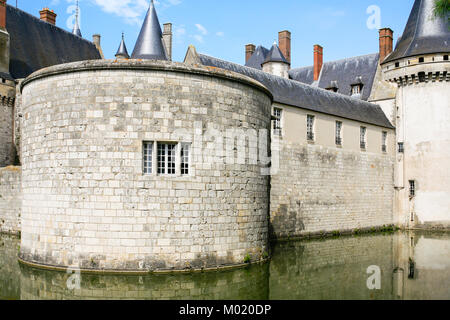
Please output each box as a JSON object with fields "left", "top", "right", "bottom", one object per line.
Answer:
{"left": 434, "top": 0, "right": 450, "bottom": 27}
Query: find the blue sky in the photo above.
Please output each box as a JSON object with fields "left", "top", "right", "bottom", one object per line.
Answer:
{"left": 16, "top": 0, "right": 414, "bottom": 67}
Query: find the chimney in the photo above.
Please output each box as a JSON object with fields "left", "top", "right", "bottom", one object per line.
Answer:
{"left": 163, "top": 23, "right": 173, "bottom": 61}
{"left": 278, "top": 30, "right": 291, "bottom": 64}
{"left": 0, "top": 0, "right": 6, "bottom": 30}
{"left": 92, "top": 34, "right": 105, "bottom": 59}
{"left": 39, "top": 8, "right": 57, "bottom": 25}
{"left": 314, "top": 44, "right": 323, "bottom": 81}
{"left": 245, "top": 44, "right": 255, "bottom": 63}
{"left": 0, "top": 0, "right": 10, "bottom": 75}
{"left": 379, "top": 28, "right": 394, "bottom": 63}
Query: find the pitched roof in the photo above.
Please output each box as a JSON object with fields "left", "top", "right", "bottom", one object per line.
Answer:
{"left": 383, "top": 0, "right": 450, "bottom": 63}
{"left": 245, "top": 45, "right": 269, "bottom": 70}
{"left": 131, "top": 0, "right": 167, "bottom": 60}
{"left": 194, "top": 52, "right": 393, "bottom": 128}
{"left": 289, "top": 53, "right": 380, "bottom": 101}
{"left": 263, "top": 43, "right": 289, "bottom": 64}
{"left": 115, "top": 34, "right": 130, "bottom": 59}
{"left": 5, "top": 5, "right": 101, "bottom": 80}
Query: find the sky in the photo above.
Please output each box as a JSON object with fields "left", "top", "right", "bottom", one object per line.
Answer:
{"left": 14, "top": 0, "right": 415, "bottom": 68}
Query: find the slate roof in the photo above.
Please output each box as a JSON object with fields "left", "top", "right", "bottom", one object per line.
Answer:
{"left": 116, "top": 34, "right": 130, "bottom": 59}
{"left": 383, "top": 0, "right": 450, "bottom": 64}
{"left": 245, "top": 45, "right": 269, "bottom": 70}
{"left": 131, "top": 0, "right": 167, "bottom": 60}
{"left": 5, "top": 5, "right": 101, "bottom": 80}
{"left": 197, "top": 53, "right": 393, "bottom": 129}
{"left": 289, "top": 53, "right": 380, "bottom": 101}
{"left": 263, "top": 43, "right": 289, "bottom": 64}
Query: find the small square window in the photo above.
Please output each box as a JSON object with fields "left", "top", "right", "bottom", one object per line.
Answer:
{"left": 443, "top": 55, "right": 449, "bottom": 61}
{"left": 395, "top": 62, "right": 400, "bottom": 68}
{"left": 418, "top": 72, "right": 426, "bottom": 82}
{"left": 351, "top": 84, "right": 362, "bottom": 96}
{"left": 419, "top": 57, "right": 424, "bottom": 63}
{"left": 307, "top": 115, "right": 315, "bottom": 141}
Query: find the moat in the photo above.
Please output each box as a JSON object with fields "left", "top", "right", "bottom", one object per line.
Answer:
{"left": 1, "top": 231, "right": 449, "bottom": 300}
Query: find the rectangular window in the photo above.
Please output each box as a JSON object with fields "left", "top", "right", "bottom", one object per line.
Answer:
{"left": 398, "top": 142, "right": 404, "bottom": 153}
{"left": 307, "top": 115, "right": 315, "bottom": 141}
{"left": 273, "top": 108, "right": 282, "bottom": 136}
{"left": 409, "top": 180, "right": 416, "bottom": 198}
{"left": 143, "top": 141, "right": 153, "bottom": 174}
{"left": 382, "top": 131, "right": 387, "bottom": 152}
{"left": 351, "top": 84, "right": 362, "bottom": 95}
{"left": 335, "top": 121, "right": 342, "bottom": 146}
{"left": 157, "top": 142, "right": 176, "bottom": 175}
{"left": 360, "top": 127, "right": 367, "bottom": 149}
{"left": 444, "top": 55, "right": 449, "bottom": 61}
{"left": 181, "top": 143, "right": 190, "bottom": 175}
{"left": 419, "top": 57, "right": 424, "bottom": 63}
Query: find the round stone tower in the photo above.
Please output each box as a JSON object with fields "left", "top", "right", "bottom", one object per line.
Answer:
{"left": 18, "top": 60, "right": 272, "bottom": 272}
{"left": 381, "top": 0, "right": 450, "bottom": 228}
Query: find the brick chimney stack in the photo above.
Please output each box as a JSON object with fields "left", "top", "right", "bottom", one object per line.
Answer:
{"left": 379, "top": 28, "right": 394, "bottom": 63}
{"left": 314, "top": 44, "right": 323, "bottom": 81}
{"left": 0, "top": 0, "right": 6, "bottom": 30}
{"left": 245, "top": 44, "right": 255, "bottom": 63}
{"left": 278, "top": 30, "right": 291, "bottom": 64}
{"left": 39, "top": 8, "right": 57, "bottom": 25}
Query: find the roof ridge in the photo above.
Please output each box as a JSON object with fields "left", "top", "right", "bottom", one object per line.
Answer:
{"left": 291, "top": 53, "right": 379, "bottom": 71}
{"left": 6, "top": 4, "right": 96, "bottom": 46}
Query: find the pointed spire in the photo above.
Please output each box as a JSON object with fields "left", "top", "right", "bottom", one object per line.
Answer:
{"left": 72, "top": 0, "right": 82, "bottom": 37}
{"left": 131, "top": 0, "right": 168, "bottom": 60}
{"left": 115, "top": 33, "right": 130, "bottom": 59}
{"left": 383, "top": 0, "right": 449, "bottom": 63}
{"left": 263, "top": 43, "right": 289, "bottom": 65}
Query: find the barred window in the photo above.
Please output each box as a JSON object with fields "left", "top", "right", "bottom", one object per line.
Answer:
{"left": 143, "top": 142, "right": 153, "bottom": 174}
{"left": 273, "top": 108, "right": 282, "bottom": 136}
{"left": 336, "top": 121, "right": 342, "bottom": 146}
{"left": 360, "top": 127, "right": 367, "bottom": 149}
{"left": 382, "top": 131, "right": 387, "bottom": 152}
{"left": 351, "top": 84, "right": 362, "bottom": 95}
{"left": 307, "top": 115, "right": 315, "bottom": 141}
{"left": 181, "top": 143, "right": 190, "bottom": 175}
{"left": 158, "top": 142, "right": 176, "bottom": 175}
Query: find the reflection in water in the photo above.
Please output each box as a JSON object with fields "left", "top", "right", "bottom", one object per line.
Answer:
{"left": 1, "top": 231, "right": 449, "bottom": 300}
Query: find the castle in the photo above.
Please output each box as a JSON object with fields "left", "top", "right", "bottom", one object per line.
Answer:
{"left": 0, "top": 0, "right": 448, "bottom": 272}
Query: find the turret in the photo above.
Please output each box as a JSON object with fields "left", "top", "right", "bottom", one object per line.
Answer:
{"left": 381, "top": 0, "right": 450, "bottom": 228}
{"left": 261, "top": 42, "right": 290, "bottom": 78}
{"left": 131, "top": 0, "right": 167, "bottom": 60}
{"left": 72, "top": 0, "right": 82, "bottom": 37}
{"left": 115, "top": 33, "right": 130, "bottom": 59}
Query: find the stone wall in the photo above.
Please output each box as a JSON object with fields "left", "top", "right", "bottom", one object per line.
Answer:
{"left": 270, "top": 142, "right": 394, "bottom": 239}
{"left": 19, "top": 60, "right": 272, "bottom": 271}
{"left": 0, "top": 166, "right": 21, "bottom": 235}
{"left": 0, "top": 84, "right": 15, "bottom": 167}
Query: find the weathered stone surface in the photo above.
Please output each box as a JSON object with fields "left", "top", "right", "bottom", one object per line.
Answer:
{"left": 0, "top": 166, "right": 21, "bottom": 235}
{"left": 19, "top": 60, "right": 272, "bottom": 271}
{"left": 270, "top": 142, "right": 394, "bottom": 239}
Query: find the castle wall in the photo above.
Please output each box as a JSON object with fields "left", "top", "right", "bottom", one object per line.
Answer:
{"left": 0, "top": 166, "right": 21, "bottom": 235}
{"left": 0, "top": 81, "right": 16, "bottom": 167}
{"left": 270, "top": 104, "right": 395, "bottom": 238}
{"left": 19, "top": 60, "right": 272, "bottom": 272}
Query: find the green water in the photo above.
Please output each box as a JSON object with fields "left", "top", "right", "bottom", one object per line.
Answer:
{"left": 1, "top": 231, "right": 449, "bottom": 300}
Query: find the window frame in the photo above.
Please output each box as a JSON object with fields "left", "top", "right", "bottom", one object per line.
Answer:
{"left": 398, "top": 142, "right": 404, "bottom": 153}
{"left": 335, "top": 121, "right": 343, "bottom": 146}
{"left": 307, "top": 114, "right": 315, "bottom": 142}
{"left": 273, "top": 107, "right": 283, "bottom": 137}
{"left": 409, "top": 180, "right": 416, "bottom": 198}
{"left": 360, "top": 126, "right": 367, "bottom": 150}
{"left": 382, "top": 131, "right": 388, "bottom": 153}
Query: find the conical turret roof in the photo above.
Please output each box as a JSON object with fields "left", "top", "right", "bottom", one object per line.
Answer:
{"left": 131, "top": 0, "right": 167, "bottom": 60}
{"left": 72, "top": 0, "right": 82, "bottom": 37}
{"left": 263, "top": 42, "right": 289, "bottom": 64}
{"left": 383, "top": 0, "right": 449, "bottom": 63}
{"left": 116, "top": 33, "right": 130, "bottom": 59}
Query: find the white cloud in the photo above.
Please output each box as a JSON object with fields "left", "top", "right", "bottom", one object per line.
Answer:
{"left": 193, "top": 35, "right": 204, "bottom": 43}
{"left": 195, "top": 24, "right": 208, "bottom": 35}
{"left": 216, "top": 31, "right": 224, "bottom": 37}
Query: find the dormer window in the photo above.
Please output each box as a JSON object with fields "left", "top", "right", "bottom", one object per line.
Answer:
{"left": 326, "top": 87, "right": 338, "bottom": 93}
{"left": 351, "top": 84, "right": 362, "bottom": 96}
